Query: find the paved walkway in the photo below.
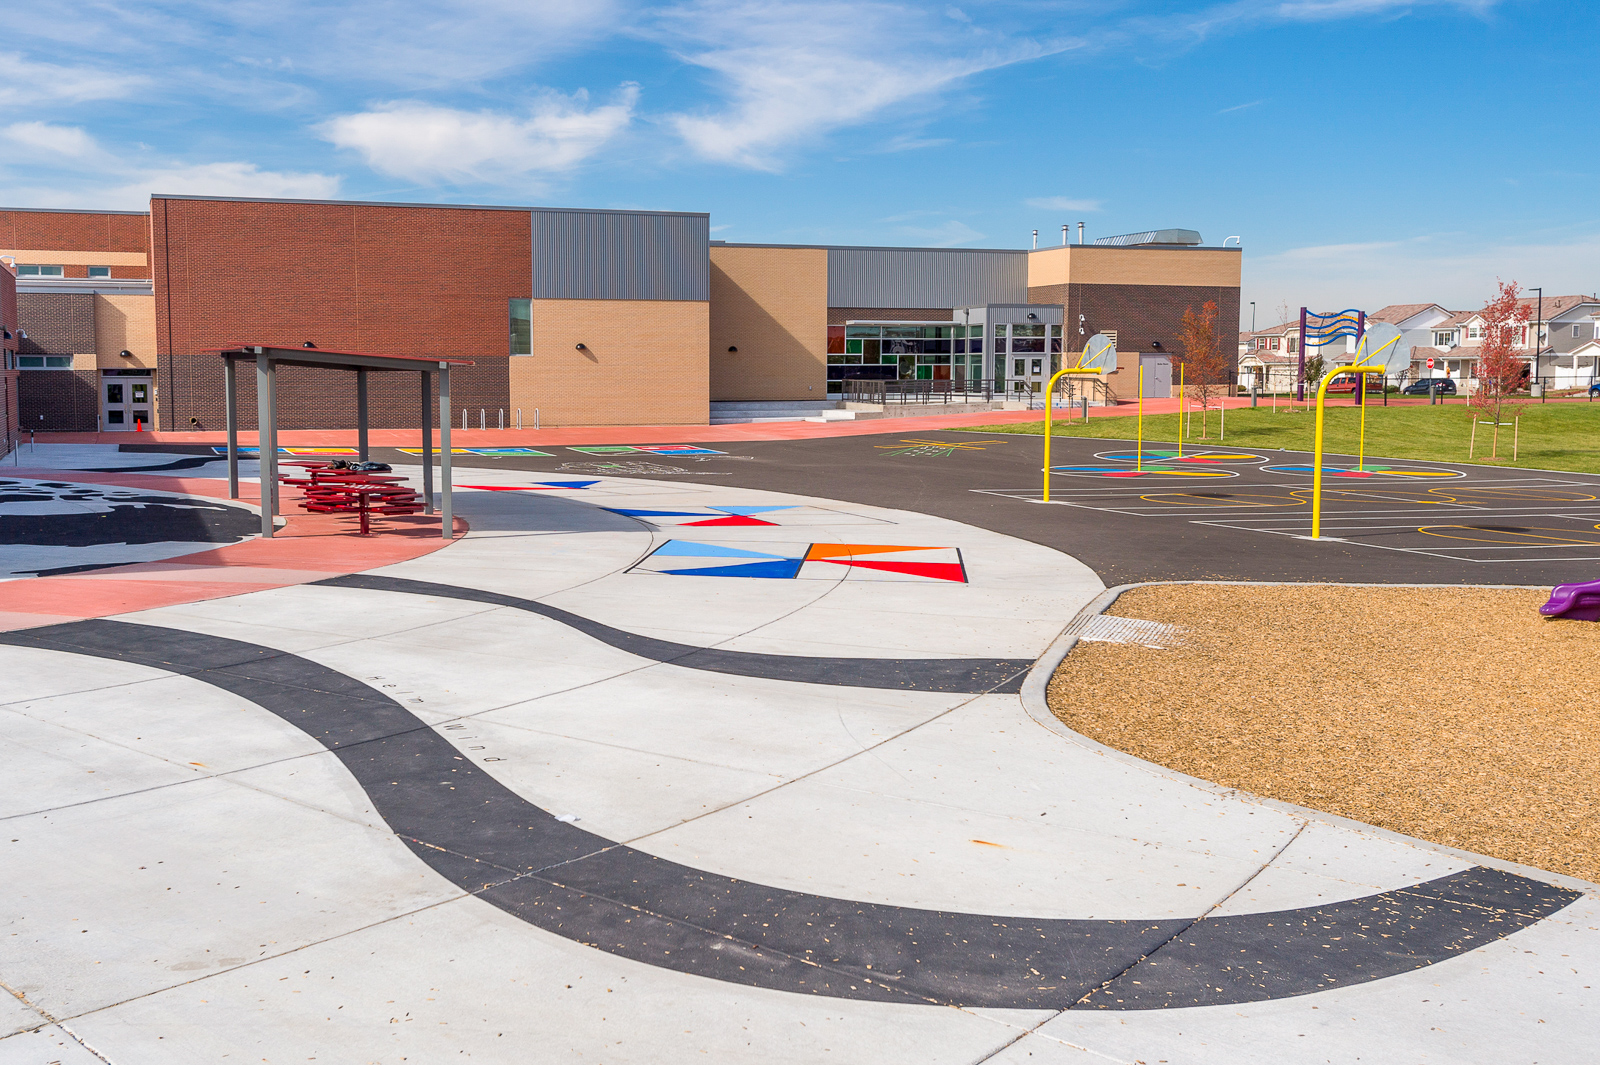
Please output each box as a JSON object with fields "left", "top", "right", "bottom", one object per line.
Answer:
{"left": 0, "top": 447, "right": 1594, "bottom": 1063}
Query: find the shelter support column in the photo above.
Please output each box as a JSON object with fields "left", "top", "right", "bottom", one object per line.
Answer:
{"left": 421, "top": 372, "right": 434, "bottom": 515}
{"left": 254, "top": 354, "right": 277, "bottom": 538}
{"left": 438, "top": 364, "right": 452, "bottom": 539}
{"left": 224, "top": 356, "right": 238, "bottom": 499}
{"left": 356, "top": 368, "right": 369, "bottom": 462}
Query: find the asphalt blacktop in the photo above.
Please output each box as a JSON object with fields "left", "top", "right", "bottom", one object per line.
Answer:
{"left": 2, "top": 428, "right": 1598, "bottom": 1064}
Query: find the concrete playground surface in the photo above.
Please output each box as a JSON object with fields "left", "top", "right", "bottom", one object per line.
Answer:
{"left": 1, "top": 444, "right": 1596, "bottom": 1064}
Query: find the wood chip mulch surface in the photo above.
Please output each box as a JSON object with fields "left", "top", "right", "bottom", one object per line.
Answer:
{"left": 1047, "top": 584, "right": 1600, "bottom": 884}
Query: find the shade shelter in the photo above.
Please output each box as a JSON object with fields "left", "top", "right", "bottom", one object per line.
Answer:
{"left": 214, "top": 345, "right": 474, "bottom": 539}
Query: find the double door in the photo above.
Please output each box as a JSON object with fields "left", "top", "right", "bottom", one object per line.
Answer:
{"left": 103, "top": 376, "right": 151, "bottom": 430}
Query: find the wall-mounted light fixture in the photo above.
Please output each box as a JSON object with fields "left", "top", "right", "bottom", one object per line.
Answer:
{"left": 1026, "top": 312, "right": 1038, "bottom": 320}
{"left": 575, "top": 342, "right": 588, "bottom": 351}
{"left": 727, "top": 345, "right": 738, "bottom": 352}
{"left": 119, "top": 349, "right": 133, "bottom": 358}
{"left": 301, "top": 340, "right": 316, "bottom": 348}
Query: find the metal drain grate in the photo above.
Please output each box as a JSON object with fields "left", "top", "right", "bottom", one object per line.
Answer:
{"left": 1063, "top": 613, "right": 1181, "bottom": 649}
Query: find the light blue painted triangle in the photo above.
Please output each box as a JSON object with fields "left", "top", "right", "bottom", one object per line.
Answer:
{"left": 538, "top": 480, "right": 600, "bottom": 489}
{"left": 709, "top": 506, "right": 797, "bottom": 516}
{"left": 651, "top": 540, "right": 790, "bottom": 559}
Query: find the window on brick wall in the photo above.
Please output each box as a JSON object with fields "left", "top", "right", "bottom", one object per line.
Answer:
{"left": 88, "top": 266, "right": 111, "bottom": 278}
{"left": 510, "top": 298, "right": 531, "bottom": 355}
{"left": 17, "top": 265, "right": 64, "bottom": 278}
{"left": 19, "top": 356, "right": 72, "bottom": 369}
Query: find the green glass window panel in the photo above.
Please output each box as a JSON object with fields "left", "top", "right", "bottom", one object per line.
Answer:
{"left": 827, "top": 354, "right": 845, "bottom": 364}
{"left": 841, "top": 354, "right": 862, "bottom": 364}
{"left": 916, "top": 365, "right": 933, "bottom": 380}
{"left": 1050, "top": 325, "right": 1062, "bottom": 337}
{"left": 18, "top": 265, "right": 64, "bottom": 278}
{"left": 88, "top": 266, "right": 111, "bottom": 278}
{"left": 1013, "top": 324, "right": 1046, "bottom": 337}
{"left": 45, "top": 356, "right": 72, "bottom": 368}
{"left": 881, "top": 354, "right": 898, "bottom": 364}
{"left": 509, "top": 298, "right": 532, "bottom": 355}
{"left": 969, "top": 323, "right": 984, "bottom": 336}
{"left": 18, "top": 356, "right": 43, "bottom": 368}
{"left": 863, "top": 339, "right": 881, "bottom": 357}
{"left": 846, "top": 325, "right": 881, "bottom": 337}
{"left": 845, "top": 339, "right": 863, "bottom": 354}
{"left": 954, "top": 325, "right": 966, "bottom": 339}
{"left": 883, "top": 325, "right": 921, "bottom": 338}
{"left": 993, "top": 324, "right": 1007, "bottom": 337}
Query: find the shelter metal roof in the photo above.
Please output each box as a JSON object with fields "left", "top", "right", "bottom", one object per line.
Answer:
{"left": 212, "top": 345, "right": 475, "bottom": 372}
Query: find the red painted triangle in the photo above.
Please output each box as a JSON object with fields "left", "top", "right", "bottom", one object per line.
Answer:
{"left": 682, "top": 515, "right": 780, "bottom": 526}
{"left": 822, "top": 559, "right": 967, "bottom": 583}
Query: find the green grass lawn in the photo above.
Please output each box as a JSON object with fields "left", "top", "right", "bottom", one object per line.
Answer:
{"left": 965, "top": 399, "right": 1600, "bottom": 474}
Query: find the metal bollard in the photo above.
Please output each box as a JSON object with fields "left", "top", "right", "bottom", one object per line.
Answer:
{"left": 516, "top": 408, "right": 522, "bottom": 429}
{"left": 1080, "top": 396, "right": 1088, "bottom": 421}
{"left": 461, "top": 408, "right": 468, "bottom": 429}
{"left": 498, "top": 409, "right": 504, "bottom": 430}
{"left": 1251, "top": 383, "right": 1258, "bottom": 408}
{"left": 535, "top": 408, "right": 540, "bottom": 430}
{"left": 480, "top": 408, "right": 486, "bottom": 430}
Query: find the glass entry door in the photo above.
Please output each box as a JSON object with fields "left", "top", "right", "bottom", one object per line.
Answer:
{"left": 103, "top": 376, "right": 152, "bottom": 430}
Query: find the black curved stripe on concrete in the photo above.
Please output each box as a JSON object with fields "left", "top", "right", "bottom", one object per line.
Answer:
{"left": 83, "top": 456, "right": 225, "bottom": 473}
{"left": 1, "top": 619, "right": 1579, "bottom": 1009}
{"left": 313, "top": 572, "right": 1032, "bottom": 694}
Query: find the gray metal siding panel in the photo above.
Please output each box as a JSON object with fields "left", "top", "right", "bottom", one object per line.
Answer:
{"left": 531, "top": 210, "right": 709, "bottom": 301}
{"left": 827, "top": 249, "right": 1026, "bottom": 308}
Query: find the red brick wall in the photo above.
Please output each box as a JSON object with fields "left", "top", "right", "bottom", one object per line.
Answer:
{"left": 1, "top": 264, "right": 16, "bottom": 355}
{"left": 1031, "top": 282, "right": 1241, "bottom": 375}
{"left": 18, "top": 369, "right": 99, "bottom": 431}
{"left": 0, "top": 211, "right": 150, "bottom": 253}
{"left": 0, "top": 370, "right": 18, "bottom": 456}
{"left": 152, "top": 198, "right": 528, "bottom": 430}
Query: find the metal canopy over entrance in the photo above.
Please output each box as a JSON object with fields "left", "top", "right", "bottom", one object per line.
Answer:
{"left": 213, "top": 345, "right": 475, "bottom": 540}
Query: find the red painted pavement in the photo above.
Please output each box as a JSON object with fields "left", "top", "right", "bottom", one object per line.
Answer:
{"left": 0, "top": 469, "right": 462, "bottom": 633}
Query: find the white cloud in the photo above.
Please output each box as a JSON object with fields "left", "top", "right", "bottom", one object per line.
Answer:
{"left": 1244, "top": 232, "right": 1600, "bottom": 325}
{"left": 1217, "top": 99, "right": 1264, "bottom": 113}
{"left": 320, "top": 86, "right": 638, "bottom": 184}
{"left": 2, "top": 122, "right": 113, "bottom": 161}
{"left": 1275, "top": 0, "right": 1494, "bottom": 19}
{"left": 0, "top": 124, "right": 339, "bottom": 210}
{"left": 1025, "top": 196, "right": 1102, "bottom": 212}
{"left": 0, "top": 54, "right": 147, "bottom": 107}
{"left": 658, "top": 0, "right": 1074, "bottom": 170}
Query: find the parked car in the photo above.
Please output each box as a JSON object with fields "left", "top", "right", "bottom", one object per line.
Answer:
{"left": 1324, "top": 373, "right": 1368, "bottom": 395}
{"left": 1590, "top": 381, "right": 1600, "bottom": 397}
{"left": 1401, "top": 378, "right": 1457, "bottom": 396}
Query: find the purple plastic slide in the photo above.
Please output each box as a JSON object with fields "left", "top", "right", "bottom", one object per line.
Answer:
{"left": 1540, "top": 579, "right": 1600, "bottom": 621}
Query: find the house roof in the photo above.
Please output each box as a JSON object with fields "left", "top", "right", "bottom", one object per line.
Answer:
{"left": 1246, "top": 321, "right": 1299, "bottom": 337}
{"left": 1368, "top": 303, "right": 1449, "bottom": 325}
{"left": 1515, "top": 294, "right": 1599, "bottom": 320}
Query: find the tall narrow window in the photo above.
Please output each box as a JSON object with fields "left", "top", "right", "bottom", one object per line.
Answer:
{"left": 509, "top": 299, "right": 531, "bottom": 355}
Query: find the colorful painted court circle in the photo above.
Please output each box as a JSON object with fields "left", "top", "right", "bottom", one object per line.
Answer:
{"left": 1095, "top": 450, "right": 1266, "bottom": 465}
{"left": 1047, "top": 465, "right": 1234, "bottom": 478}
{"left": 1259, "top": 463, "right": 1461, "bottom": 478}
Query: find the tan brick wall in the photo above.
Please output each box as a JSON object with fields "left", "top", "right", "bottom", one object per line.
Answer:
{"left": 510, "top": 299, "right": 709, "bottom": 426}
{"left": 0, "top": 249, "right": 148, "bottom": 267}
{"left": 94, "top": 294, "right": 157, "bottom": 368}
{"left": 708, "top": 245, "right": 827, "bottom": 401}
{"left": 1029, "top": 246, "right": 1240, "bottom": 288}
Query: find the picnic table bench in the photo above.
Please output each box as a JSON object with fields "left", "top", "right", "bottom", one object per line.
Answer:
{"left": 279, "top": 461, "right": 424, "bottom": 535}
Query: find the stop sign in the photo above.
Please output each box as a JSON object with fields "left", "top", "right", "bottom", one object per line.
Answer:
{"left": 1426, "top": 357, "right": 1435, "bottom": 369}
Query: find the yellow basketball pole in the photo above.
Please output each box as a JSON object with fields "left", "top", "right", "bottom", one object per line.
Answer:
{"left": 1311, "top": 363, "right": 1382, "bottom": 539}
{"left": 1177, "top": 364, "right": 1184, "bottom": 459}
{"left": 1042, "top": 366, "right": 1101, "bottom": 503}
{"left": 1137, "top": 365, "right": 1145, "bottom": 472}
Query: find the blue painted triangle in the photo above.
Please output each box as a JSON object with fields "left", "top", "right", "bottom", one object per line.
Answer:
{"left": 537, "top": 480, "right": 600, "bottom": 489}
{"left": 661, "top": 559, "right": 803, "bottom": 579}
{"left": 651, "top": 540, "right": 790, "bottom": 559}
{"left": 709, "top": 506, "right": 798, "bottom": 516}
{"left": 608, "top": 509, "right": 712, "bottom": 517}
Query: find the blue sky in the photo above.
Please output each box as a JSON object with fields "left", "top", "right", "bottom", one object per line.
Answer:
{"left": 3, "top": 0, "right": 1594, "bottom": 322}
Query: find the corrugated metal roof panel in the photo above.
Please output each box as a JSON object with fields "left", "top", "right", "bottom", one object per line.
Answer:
{"left": 827, "top": 248, "right": 1027, "bottom": 307}
{"left": 1092, "top": 229, "right": 1203, "bottom": 247}
{"left": 531, "top": 209, "right": 709, "bottom": 301}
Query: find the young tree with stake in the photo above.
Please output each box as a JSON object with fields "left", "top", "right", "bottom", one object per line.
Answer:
{"left": 1175, "top": 301, "right": 1232, "bottom": 438}
{"left": 1469, "top": 280, "right": 1531, "bottom": 459}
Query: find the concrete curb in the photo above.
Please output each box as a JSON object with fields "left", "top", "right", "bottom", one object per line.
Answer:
{"left": 1020, "top": 579, "right": 1600, "bottom": 898}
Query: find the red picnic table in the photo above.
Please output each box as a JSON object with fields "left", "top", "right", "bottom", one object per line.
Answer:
{"left": 279, "top": 462, "right": 424, "bottom": 535}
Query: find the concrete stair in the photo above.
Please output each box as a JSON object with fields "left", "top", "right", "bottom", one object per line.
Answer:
{"left": 709, "top": 400, "right": 857, "bottom": 425}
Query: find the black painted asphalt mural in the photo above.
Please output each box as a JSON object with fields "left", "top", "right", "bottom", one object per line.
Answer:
{"left": 1, "top": 615, "right": 1579, "bottom": 1010}
{"left": 0, "top": 477, "right": 258, "bottom": 577}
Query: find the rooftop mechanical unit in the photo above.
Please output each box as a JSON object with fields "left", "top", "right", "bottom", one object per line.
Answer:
{"left": 1093, "top": 229, "right": 1203, "bottom": 247}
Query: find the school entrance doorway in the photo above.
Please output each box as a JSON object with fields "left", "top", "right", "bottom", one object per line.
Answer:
{"left": 102, "top": 370, "right": 152, "bottom": 430}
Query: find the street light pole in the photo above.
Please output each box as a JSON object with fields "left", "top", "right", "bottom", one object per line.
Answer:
{"left": 1530, "top": 286, "right": 1542, "bottom": 397}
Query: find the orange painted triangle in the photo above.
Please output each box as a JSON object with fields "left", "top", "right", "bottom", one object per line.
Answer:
{"left": 803, "top": 543, "right": 935, "bottom": 561}
{"left": 830, "top": 559, "right": 967, "bottom": 583}
{"left": 682, "top": 515, "right": 779, "bottom": 526}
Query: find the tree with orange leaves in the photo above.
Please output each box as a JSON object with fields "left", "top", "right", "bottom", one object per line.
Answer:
{"left": 1470, "top": 280, "right": 1531, "bottom": 458}
{"left": 1175, "top": 301, "right": 1232, "bottom": 439}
